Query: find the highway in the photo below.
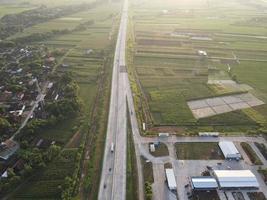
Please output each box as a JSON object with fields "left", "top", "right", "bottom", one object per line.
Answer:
{"left": 98, "top": 0, "right": 267, "bottom": 199}
{"left": 98, "top": 0, "right": 129, "bottom": 199}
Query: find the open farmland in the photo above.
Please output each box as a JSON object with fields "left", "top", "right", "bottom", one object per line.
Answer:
{"left": 129, "top": 0, "right": 267, "bottom": 130}
{"left": 16, "top": 0, "right": 96, "bottom": 7}
{"left": 8, "top": 3, "right": 117, "bottom": 40}
{"left": 175, "top": 142, "right": 223, "bottom": 160}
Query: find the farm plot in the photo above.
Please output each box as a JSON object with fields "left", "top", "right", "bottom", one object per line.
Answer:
{"left": 0, "top": 5, "right": 35, "bottom": 18}
{"left": 134, "top": 55, "right": 213, "bottom": 124}
{"left": 16, "top": 0, "right": 96, "bottom": 7}
{"left": 187, "top": 93, "right": 265, "bottom": 119}
{"left": 8, "top": 3, "right": 119, "bottom": 40}
{"left": 130, "top": 0, "right": 267, "bottom": 127}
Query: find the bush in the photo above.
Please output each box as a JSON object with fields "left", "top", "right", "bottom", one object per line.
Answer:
{"left": 255, "top": 142, "right": 267, "bottom": 160}
{"left": 145, "top": 181, "right": 153, "bottom": 200}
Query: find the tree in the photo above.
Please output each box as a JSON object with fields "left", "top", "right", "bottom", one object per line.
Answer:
{"left": 45, "top": 145, "right": 61, "bottom": 162}
{"left": 145, "top": 181, "right": 153, "bottom": 200}
{"left": 0, "top": 117, "right": 11, "bottom": 132}
{"left": 22, "top": 164, "right": 33, "bottom": 176}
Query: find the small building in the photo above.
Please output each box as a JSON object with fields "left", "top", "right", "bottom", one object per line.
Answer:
{"left": 61, "top": 63, "right": 69, "bottom": 68}
{"left": 1, "top": 170, "right": 8, "bottom": 178}
{"left": 213, "top": 170, "right": 259, "bottom": 189}
{"left": 162, "top": 9, "right": 169, "bottom": 14}
{"left": 85, "top": 49, "right": 93, "bottom": 55}
{"left": 46, "top": 57, "right": 56, "bottom": 63}
{"left": 142, "top": 123, "right": 146, "bottom": 131}
{"left": 47, "top": 82, "right": 54, "bottom": 89}
{"left": 197, "top": 50, "right": 207, "bottom": 56}
{"left": 159, "top": 133, "right": 169, "bottom": 138}
{"left": 150, "top": 144, "right": 155, "bottom": 152}
{"left": 199, "top": 132, "right": 219, "bottom": 137}
{"left": 219, "top": 141, "right": 241, "bottom": 160}
{"left": 165, "top": 168, "right": 177, "bottom": 190}
{"left": 54, "top": 94, "right": 59, "bottom": 101}
{"left": 191, "top": 177, "right": 218, "bottom": 190}
{"left": 0, "top": 139, "right": 19, "bottom": 160}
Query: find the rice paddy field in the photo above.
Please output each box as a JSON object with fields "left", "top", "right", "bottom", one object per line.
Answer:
{"left": 129, "top": 0, "right": 267, "bottom": 129}
{"left": 16, "top": 0, "right": 96, "bottom": 7}
{"left": 8, "top": 3, "right": 118, "bottom": 40}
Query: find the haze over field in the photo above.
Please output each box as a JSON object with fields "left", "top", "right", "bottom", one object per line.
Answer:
{"left": 0, "top": 0, "right": 267, "bottom": 200}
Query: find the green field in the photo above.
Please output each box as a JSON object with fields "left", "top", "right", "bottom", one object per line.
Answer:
{"left": 129, "top": 0, "right": 267, "bottom": 130}
{"left": 175, "top": 142, "right": 224, "bottom": 160}
{"left": 149, "top": 143, "right": 169, "bottom": 157}
{"left": 9, "top": 3, "right": 118, "bottom": 40}
{"left": 0, "top": 4, "right": 36, "bottom": 18}
{"left": 16, "top": 0, "right": 96, "bottom": 7}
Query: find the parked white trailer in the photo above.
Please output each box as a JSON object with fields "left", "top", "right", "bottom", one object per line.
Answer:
{"left": 165, "top": 168, "right": 177, "bottom": 190}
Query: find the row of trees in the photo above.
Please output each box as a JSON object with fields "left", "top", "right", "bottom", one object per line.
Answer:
{"left": 61, "top": 144, "right": 84, "bottom": 199}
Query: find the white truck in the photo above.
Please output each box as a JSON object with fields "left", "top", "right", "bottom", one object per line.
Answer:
{"left": 111, "top": 142, "right": 114, "bottom": 153}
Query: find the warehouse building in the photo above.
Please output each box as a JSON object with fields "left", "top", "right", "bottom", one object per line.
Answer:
{"left": 219, "top": 141, "right": 241, "bottom": 160}
{"left": 191, "top": 177, "right": 218, "bottom": 190}
{"left": 165, "top": 168, "right": 177, "bottom": 191}
{"left": 213, "top": 170, "right": 259, "bottom": 189}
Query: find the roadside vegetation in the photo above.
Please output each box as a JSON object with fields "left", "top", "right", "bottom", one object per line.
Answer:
{"left": 255, "top": 142, "right": 267, "bottom": 160}
{"left": 258, "top": 168, "right": 267, "bottom": 184}
{"left": 126, "top": 110, "right": 139, "bottom": 200}
{"left": 193, "top": 190, "right": 220, "bottom": 200}
{"left": 141, "top": 156, "right": 154, "bottom": 200}
{"left": 149, "top": 142, "right": 169, "bottom": 157}
{"left": 247, "top": 192, "right": 267, "bottom": 200}
{"left": 241, "top": 142, "right": 263, "bottom": 165}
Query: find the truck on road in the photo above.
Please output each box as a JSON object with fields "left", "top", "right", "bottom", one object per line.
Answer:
{"left": 111, "top": 142, "right": 114, "bottom": 153}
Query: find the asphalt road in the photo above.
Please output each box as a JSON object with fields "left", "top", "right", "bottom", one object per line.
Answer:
{"left": 98, "top": 0, "right": 267, "bottom": 199}
{"left": 11, "top": 81, "right": 48, "bottom": 140}
{"left": 98, "top": 0, "right": 129, "bottom": 199}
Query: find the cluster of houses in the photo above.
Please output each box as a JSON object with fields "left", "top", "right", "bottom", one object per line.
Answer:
{"left": 0, "top": 47, "right": 52, "bottom": 138}
{"left": 0, "top": 46, "right": 62, "bottom": 177}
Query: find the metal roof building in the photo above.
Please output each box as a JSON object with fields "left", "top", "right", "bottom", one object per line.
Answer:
{"left": 214, "top": 170, "right": 259, "bottom": 189}
{"left": 0, "top": 139, "right": 19, "bottom": 160}
{"left": 219, "top": 141, "right": 241, "bottom": 159}
{"left": 165, "top": 168, "right": 177, "bottom": 190}
{"left": 191, "top": 177, "right": 218, "bottom": 190}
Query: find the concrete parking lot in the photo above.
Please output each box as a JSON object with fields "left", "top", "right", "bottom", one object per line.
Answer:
{"left": 139, "top": 138, "right": 267, "bottom": 200}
